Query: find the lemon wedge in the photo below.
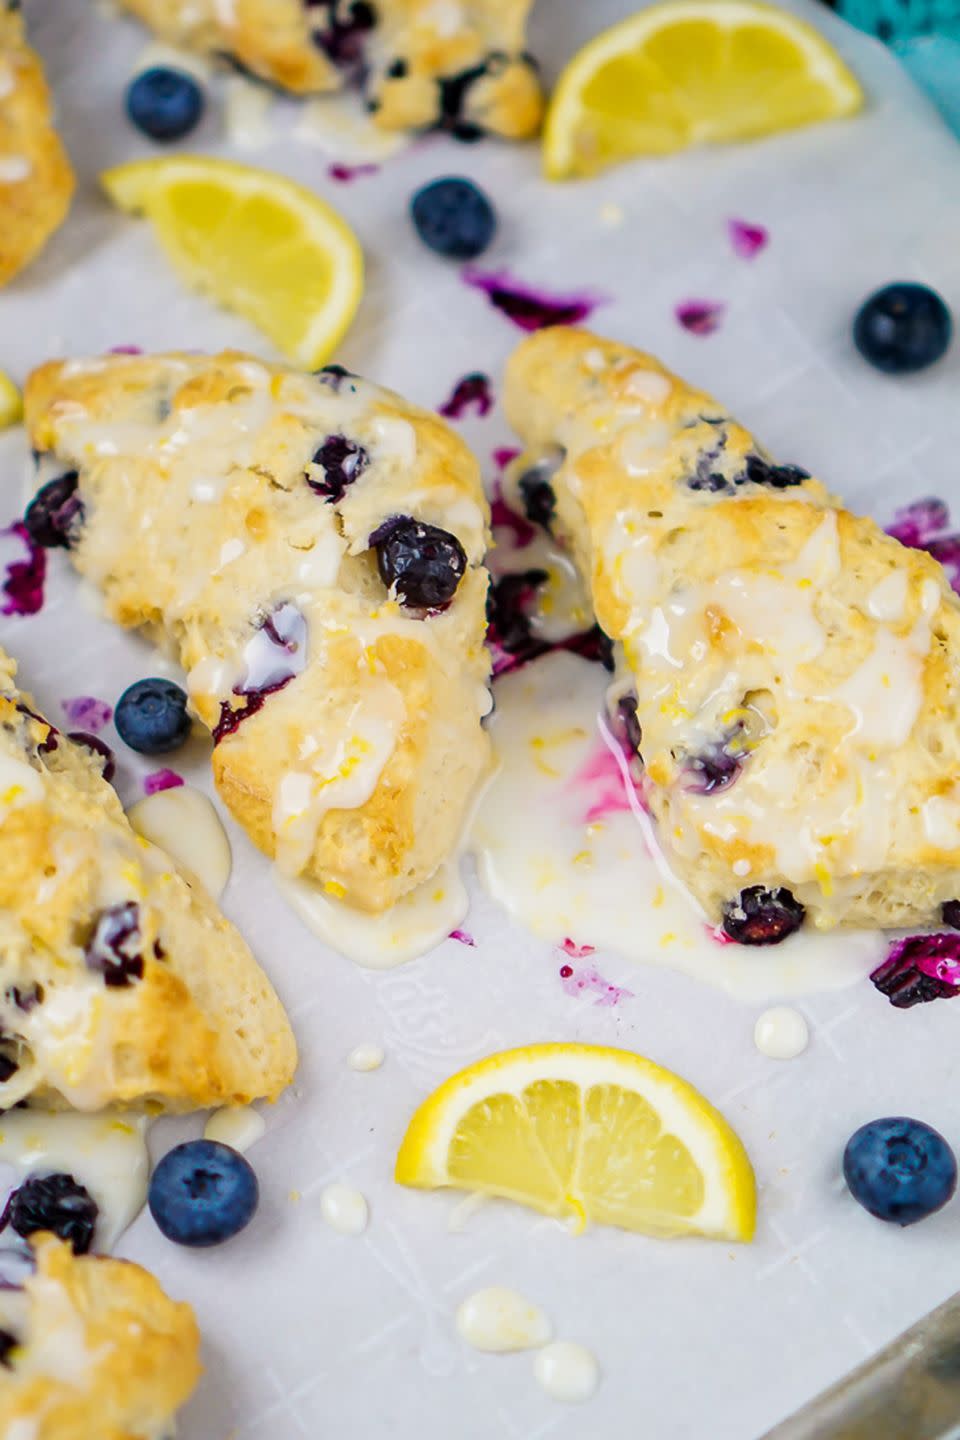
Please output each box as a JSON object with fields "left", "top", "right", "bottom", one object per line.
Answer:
{"left": 395, "top": 1043, "right": 756, "bottom": 1240}
{"left": 0, "top": 372, "right": 22, "bottom": 429}
{"left": 101, "top": 157, "right": 364, "bottom": 368}
{"left": 544, "top": 0, "right": 864, "bottom": 178}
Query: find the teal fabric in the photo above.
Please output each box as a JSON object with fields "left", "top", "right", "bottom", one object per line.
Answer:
{"left": 825, "top": 0, "right": 960, "bottom": 135}
{"left": 892, "top": 32, "right": 960, "bottom": 134}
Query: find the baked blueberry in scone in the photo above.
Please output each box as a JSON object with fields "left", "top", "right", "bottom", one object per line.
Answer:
{"left": 0, "top": 1234, "right": 201, "bottom": 1438}
{"left": 0, "top": 647, "right": 296, "bottom": 1108}
{"left": 24, "top": 352, "right": 492, "bottom": 915}
{"left": 0, "top": 5, "right": 73, "bottom": 286}
{"left": 503, "top": 326, "right": 960, "bottom": 942}
{"left": 115, "top": 0, "right": 542, "bottom": 139}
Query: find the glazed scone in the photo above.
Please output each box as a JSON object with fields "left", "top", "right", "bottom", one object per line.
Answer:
{"left": 0, "top": 1234, "right": 200, "bottom": 1439}
{"left": 503, "top": 327, "right": 960, "bottom": 941}
{"left": 117, "top": 0, "right": 542, "bottom": 138}
{"left": 0, "top": 648, "right": 296, "bottom": 1109}
{"left": 0, "top": 5, "right": 73, "bottom": 286}
{"left": 24, "top": 352, "right": 493, "bottom": 914}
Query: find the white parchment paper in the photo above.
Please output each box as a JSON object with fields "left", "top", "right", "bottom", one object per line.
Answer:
{"left": 3, "top": 2, "right": 960, "bottom": 1435}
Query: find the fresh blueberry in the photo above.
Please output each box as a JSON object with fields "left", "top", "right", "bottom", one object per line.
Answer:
{"left": 0, "top": 1330, "right": 16, "bottom": 1368}
{"left": 115, "top": 678, "right": 190, "bottom": 755}
{"left": 149, "top": 1139, "right": 259, "bottom": 1248}
{"left": 371, "top": 516, "right": 467, "bottom": 610}
{"left": 722, "top": 885, "right": 805, "bottom": 945}
{"left": 306, "top": 434, "right": 368, "bottom": 502}
{"left": 126, "top": 67, "right": 205, "bottom": 142}
{"left": 23, "top": 472, "right": 83, "bottom": 549}
{"left": 844, "top": 1117, "right": 957, "bottom": 1225}
{"left": 853, "top": 283, "right": 952, "bottom": 374}
{"left": 410, "top": 177, "right": 496, "bottom": 261}
{"left": 0, "top": 1173, "right": 98, "bottom": 1254}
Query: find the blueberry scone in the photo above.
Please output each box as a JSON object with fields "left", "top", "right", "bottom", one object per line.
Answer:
{"left": 0, "top": 5, "right": 73, "bottom": 286}
{"left": 116, "top": 0, "right": 542, "bottom": 139}
{"left": 504, "top": 326, "right": 960, "bottom": 942}
{"left": 24, "top": 352, "right": 492, "bottom": 915}
{"left": 0, "top": 1234, "right": 200, "bottom": 1438}
{"left": 0, "top": 647, "right": 296, "bottom": 1108}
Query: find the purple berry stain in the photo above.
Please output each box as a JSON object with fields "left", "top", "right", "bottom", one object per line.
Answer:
{"left": 61, "top": 696, "right": 112, "bottom": 732}
{"left": 886, "top": 498, "right": 949, "bottom": 548}
{"left": 462, "top": 267, "right": 608, "bottom": 332}
{"left": 728, "top": 219, "right": 768, "bottom": 260}
{"left": 107, "top": 344, "right": 143, "bottom": 355}
{"left": 449, "top": 928, "right": 476, "bottom": 947}
{"left": 328, "top": 162, "right": 379, "bottom": 183}
{"left": 0, "top": 521, "right": 45, "bottom": 617}
{"left": 887, "top": 497, "right": 960, "bottom": 595}
{"left": 144, "top": 768, "right": 184, "bottom": 796}
{"left": 571, "top": 740, "right": 645, "bottom": 824}
{"left": 676, "top": 299, "right": 726, "bottom": 337}
{"left": 871, "top": 932, "right": 960, "bottom": 1008}
{"left": 557, "top": 940, "right": 633, "bottom": 1007}
{"left": 438, "top": 372, "right": 494, "bottom": 421}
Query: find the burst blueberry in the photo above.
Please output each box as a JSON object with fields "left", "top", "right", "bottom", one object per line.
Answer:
{"left": 0, "top": 1173, "right": 98, "bottom": 1254}
{"left": 84, "top": 902, "right": 144, "bottom": 988}
{"left": 853, "top": 283, "right": 952, "bottom": 374}
{"left": 115, "top": 678, "right": 191, "bottom": 754}
{"left": 722, "top": 886, "right": 805, "bottom": 945}
{"left": 742, "top": 455, "right": 810, "bottom": 490}
{"left": 149, "top": 1139, "right": 259, "bottom": 1247}
{"left": 311, "top": 0, "right": 375, "bottom": 67}
{"left": 844, "top": 1117, "right": 957, "bottom": 1225}
{"left": 410, "top": 177, "right": 496, "bottom": 261}
{"left": 23, "top": 472, "right": 83, "bottom": 549}
{"left": 68, "top": 731, "right": 116, "bottom": 783}
{"left": 372, "top": 516, "right": 467, "bottom": 610}
{"left": 306, "top": 434, "right": 368, "bottom": 502}
{"left": 126, "top": 67, "right": 205, "bottom": 142}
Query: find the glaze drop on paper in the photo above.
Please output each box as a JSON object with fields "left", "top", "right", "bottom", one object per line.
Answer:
{"left": 346, "top": 1043, "right": 384, "bottom": 1072}
{"left": 753, "top": 1007, "right": 809, "bottom": 1059}
{"left": 533, "top": 1341, "right": 600, "bottom": 1403}
{"left": 319, "top": 1182, "right": 369, "bottom": 1235}
{"left": 456, "top": 1286, "right": 552, "bottom": 1353}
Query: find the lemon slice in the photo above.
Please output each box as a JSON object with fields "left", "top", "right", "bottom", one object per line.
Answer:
{"left": 544, "top": 0, "right": 864, "bottom": 178}
{"left": 395, "top": 1043, "right": 756, "bottom": 1240}
{"left": 0, "top": 372, "right": 22, "bottom": 429}
{"left": 101, "top": 157, "right": 364, "bottom": 368}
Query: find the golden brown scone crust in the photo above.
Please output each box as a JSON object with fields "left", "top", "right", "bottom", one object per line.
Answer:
{"left": 0, "top": 8, "right": 73, "bottom": 286}
{"left": 0, "top": 1235, "right": 201, "bottom": 1440}
{"left": 0, "top": 647, "right": 296, "bottom": 1109}
{"left": 24, "top": 352, "right": 492, "bottom": 914}
{"left": 116, "top": 0, "right": 542, "bottom": 137}
{"left": 504, "top": 327, "right": 960, "bottom": 934}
